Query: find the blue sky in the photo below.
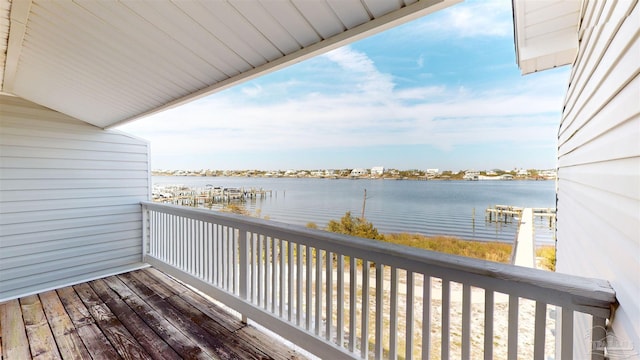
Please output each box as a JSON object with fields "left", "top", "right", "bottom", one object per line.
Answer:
{"left": 118, "top": 0, "right": 570, "bottom": 171}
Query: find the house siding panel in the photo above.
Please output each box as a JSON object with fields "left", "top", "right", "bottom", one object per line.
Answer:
{"left": 556, "top": 1, "right": 640, "bottom": 357}
{"left": 0, "top": 95, "right": 149, "bottom": 302}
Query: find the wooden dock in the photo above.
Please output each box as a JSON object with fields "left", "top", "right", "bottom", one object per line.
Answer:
{"left": 485, "top": 205, "right": 556, "bottom": 227}
{"left": 0, "top": 268, "right": 308, "bottom": 360}
{"left": 153, "top": 186, "right": 273, "bottom": 207}
{"left": 512, "top": 208, "right": 536, "bottom": 268}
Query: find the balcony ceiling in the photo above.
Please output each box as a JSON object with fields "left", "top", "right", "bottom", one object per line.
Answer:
{"left": 0, "top": 0, "right": 459, "bottom": 128}
{"left": 512, "top": 0, "right": 582, "bottom": 75}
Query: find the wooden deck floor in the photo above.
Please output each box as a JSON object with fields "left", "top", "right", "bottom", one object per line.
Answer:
{"left": 0, "top": 268, "right": 309, "bottom": 360}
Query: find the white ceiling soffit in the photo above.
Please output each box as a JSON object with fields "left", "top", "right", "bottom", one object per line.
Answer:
{"left": 0, "top": 0, "right": 460, "bottom": 128}
{"left": 513, "top": 0, "right": 581, "bottom": 75}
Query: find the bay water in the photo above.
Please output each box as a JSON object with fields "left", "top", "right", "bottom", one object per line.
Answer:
{"left": 153, "top": 176, "right": 556, "bottom": 245}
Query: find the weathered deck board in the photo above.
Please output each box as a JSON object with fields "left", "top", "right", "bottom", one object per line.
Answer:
{"left": 0, "top": 268, "right": 308, "bottom": 360}
{"left": 138, "top": 268, "right": 304, "bottom": 360}
{"left": 89, "top": 279, "right": 181, "bottom": 360}
{"left": 56, "top": 287, "right": 120, "bottom": 359}
{"left": 38, "top": 291, "right": 91, "bottom": 360}
{"left": 20, "top": 295, "right": 62, "bottom": 360}
{"left": 73, "top": 282, "right": 154, "bottom": 360}
{"left": 1, "top": 300, "right": 30, "bottom": 359}
{"left": 101, "top": 276, "right": 209, "bottom": 359}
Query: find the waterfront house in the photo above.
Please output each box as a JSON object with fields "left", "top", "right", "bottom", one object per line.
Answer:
{"left": 463, "top": 170, "right": 480, "bottom": 181}
{"left": 349, "top": 168, "right": 369, "bottom": 177}
{"left": 0, "top": 0, "right": 637, "bottom": 359}
{"left": 371, "top": 166, "right": 385, "bottom": 176}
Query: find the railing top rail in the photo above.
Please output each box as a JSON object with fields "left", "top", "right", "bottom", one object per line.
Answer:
{"left": 142, "top": 201, "right": 616, "bottom": 316}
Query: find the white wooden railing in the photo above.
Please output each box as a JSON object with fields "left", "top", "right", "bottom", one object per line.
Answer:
{"left": 141, "top": 202, "right": 616, "bottom": 360}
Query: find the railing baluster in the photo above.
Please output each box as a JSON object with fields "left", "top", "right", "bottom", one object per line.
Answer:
{"left": 265, "top": 236, "right": 272, "bottom": 310}
{"left": 251, "top": 233, "right": 257, "bottom": 302}
{"left": 200, "top": 220, "right": 205, "bottom": 280}
{"left": 534, "top": 301, "right": 546, "bottom": 360}
{"left": 361, "top": 260, "right": 370, "bottom": 359}
{"left": 336, "top": 254, "right": 344, "bottom": 348}
{"left": 222, "top": 226, "right": 227, "bottom": 289}
{"left": 422, "top": 275, "right": 431, "bottom": 360}
{"left": 232, "top": 228, "right": 238, "bottom": 295}
{"left": 200, "top": 220, "right": 205, "bottom": 278}
{"left": 441, "top": 279, "right": 450, "bottom": 360}
{"left": 508, "top": 295, "right": 519, "bottom": 359}
{"left": 306, "top": 245, "right": 312, "bottom": 331}
{"left": 179, "top": 216, "right": 183, "bottom": 268}
{"left": 271, "top": 238, "right": 277, "bottom": 313}
{"left": 239, "top": 229, "right": 248, "bottom": 300}
{"left": 188, "top": 218, "right": 192, "bottom": 272}
{"left": 224, "top": 226, "right": 229, "bottom": 289}
{"left": 390, "top": 267, "right": 398, "bottom": 360}
{"left": 280, "top": 239, "right": 286, "bottom": 317}
{"left": 561, "top": 308, "right": 573, "bottom": 359}
{"left": 315, "top": 249, "right": 322, "bottom": 336}
{"left": 297, "top": 243, "right": 303, "bottom": 326}
{"left": 349, "top": 256, "right": 357, "bottom": 352}
{"left": 289, "top": 241, "right": 294, "bottom": 322}
{"left": 207, "top": 223, "right": 213, "bottom": 283}
{"left": 216, "top": 224, "right": 220, "bottom": 286}
{"left": 484, "top": 290, "right": 494, "bottom": 360}
{"left": 326, "top": 251, "right": 333, "bottom": 340}
{"left": 375, "top": 263, "right": 383, "bottom": 360}
{"left": 462, "top": 284, "right": 471, "bottom": 360}
{"left": 259, "top": 235, "right": 265, "bottom": 306}
{"left": 224, "top": 227, "right": 232, "bottom": 291}
{"left": 406, "top": 271, "right": 414, "bottom": 360}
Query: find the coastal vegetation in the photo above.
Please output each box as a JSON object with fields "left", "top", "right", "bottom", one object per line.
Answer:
{"left": 312, "top": 211, "right": 513, "bottom": 264}
{"left": 326, "top": 211, "right": 384, "bottom": 240}
{"left": 536, "top": 245, "right": 556, "bottom": 271}
{"left": 382, "top": 233, "right": 513, "bottom": 263}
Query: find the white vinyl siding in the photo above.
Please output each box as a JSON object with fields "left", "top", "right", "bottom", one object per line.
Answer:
{"left": 556, "top": 1, "right": 639, "bottom": 357}
{"left": 0, "top": 95, "right": 150, "bottom": 302}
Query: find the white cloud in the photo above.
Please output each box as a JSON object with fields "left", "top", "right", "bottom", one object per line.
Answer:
{"left": 323, "top": 47, "right": 395, "bottom": 99}
{"left": 406, "top": 0, "right": 512, "bottom": 38}
{"left": 241, "top": 84, "right": 262, "bottom": 97}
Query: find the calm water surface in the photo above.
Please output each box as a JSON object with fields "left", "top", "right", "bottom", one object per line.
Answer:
{"left": 153, "top": 177, "right": 556, "bottom": 244}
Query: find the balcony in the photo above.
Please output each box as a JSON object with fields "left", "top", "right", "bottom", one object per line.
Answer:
{"left": 143, "top": 202, "right": 615, "bottom": 359}
{"left": 0, "top": 201, "right": 617, "bottom": 359}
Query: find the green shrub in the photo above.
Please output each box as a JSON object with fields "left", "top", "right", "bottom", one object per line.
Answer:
{"left": 326, "top": 212, "right": 384, "bottom": 240}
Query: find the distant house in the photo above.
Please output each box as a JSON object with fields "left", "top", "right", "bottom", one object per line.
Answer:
{"left": 349, "top": 168, "right": 368, "bottom": 177}
{"left": 371, "top": 166, "right": 385, "bottom": 176}
{"left": 463, "top": 170, "right": 479, "bottom": 181}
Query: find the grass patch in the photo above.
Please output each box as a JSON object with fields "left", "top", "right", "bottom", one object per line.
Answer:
{"left": 382, "top": 233, "right": 513, "bottom": 263}
{"left": 536, "top": 245, "right": 556, "bottom": 271}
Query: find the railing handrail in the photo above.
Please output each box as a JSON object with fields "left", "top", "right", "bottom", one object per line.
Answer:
{"left": 141, "top": 201, "right": 615, "bottom": 318}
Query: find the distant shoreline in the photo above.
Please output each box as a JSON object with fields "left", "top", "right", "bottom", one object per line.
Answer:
{"left": 152, "top": 173, "right": 555, "bottom": 181}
